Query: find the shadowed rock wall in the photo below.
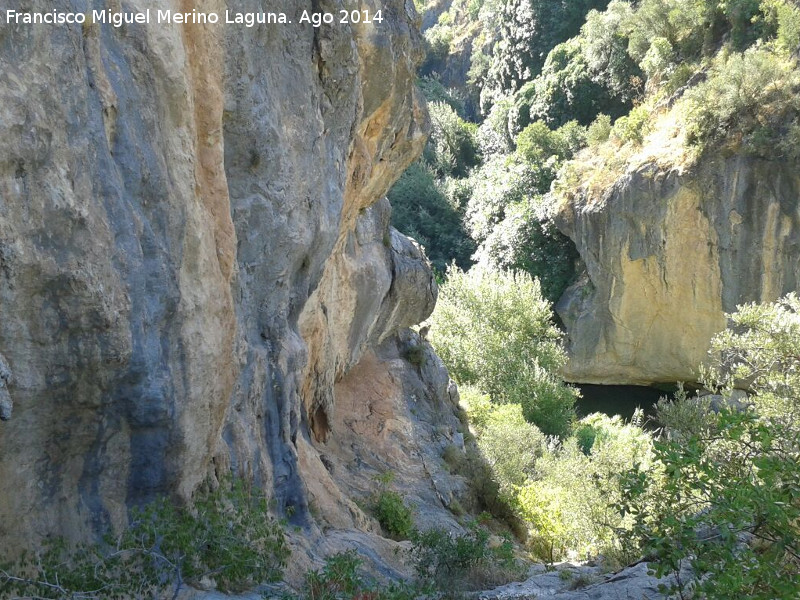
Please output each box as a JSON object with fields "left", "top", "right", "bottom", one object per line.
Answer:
{"left": 0, "top": 0, "right": 434, "bottom": 552}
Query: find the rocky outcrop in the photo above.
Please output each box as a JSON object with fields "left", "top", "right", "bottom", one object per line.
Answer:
{"left": 556, "top": 155, "right": 800, "bottom": 384}
{"left": 0, "top": 0, "right": 437, "bottom": 555}
{"left": 482, "top": 561, "right": 692, "bottom": 600}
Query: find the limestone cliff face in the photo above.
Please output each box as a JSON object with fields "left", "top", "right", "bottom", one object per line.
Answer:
{"left": 556, "top": 155, "right": 800, "bottom": 384}
{"left": 0, "top": 0, "right": 442, "bottom": 553}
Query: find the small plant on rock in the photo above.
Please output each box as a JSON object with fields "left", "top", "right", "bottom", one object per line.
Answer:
{"left": 370, "top": 472, "right": 415, "bottom": 541}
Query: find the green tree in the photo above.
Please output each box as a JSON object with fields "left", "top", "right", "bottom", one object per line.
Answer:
{"left": 683, "top": 46, "right": 800, "bottom": 154}
{"left": 474, "top": 196, "right": 579, "bottom": 304}
{"left": 482, "top": 0, "right": 611, "bottom": 109}
{"left": 519, "top": 412, "right": 654, "bottom": 563}
{"left": 430, "top": 266, "right": 578, "bottom": 436}
{"left": 463, "top": 396, "right": 546, "bottom": 493}
{"left": 388, "top": 163, "right": 476, "bottom": 271}
{"left": 425, "top": 102, "right": 481, "bottom": 178}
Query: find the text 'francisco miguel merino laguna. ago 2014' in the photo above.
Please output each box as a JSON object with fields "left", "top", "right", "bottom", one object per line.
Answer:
{"left": 4, "top": 9, "right": 385, "bottom": 27}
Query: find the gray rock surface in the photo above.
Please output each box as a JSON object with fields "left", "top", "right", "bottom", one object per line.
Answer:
{"left": 0, "top": 0, "right": 439, "bottom": 559}
{"left": 483, "top": 562, "right": 691, "bottom": 600}
{"left": 556, "top": 155, "right": 800, "bottom": 384}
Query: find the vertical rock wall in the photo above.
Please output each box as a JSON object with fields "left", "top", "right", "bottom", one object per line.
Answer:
{"left": 0, "top": 0, "right": 433, "bottom": 552}
{"left": 556, "top": 155, "right": 800, "bottom": 384}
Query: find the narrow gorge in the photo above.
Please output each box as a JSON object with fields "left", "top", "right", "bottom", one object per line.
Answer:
{"left": 2, "top": 0, "right": 800, "bottom": 597}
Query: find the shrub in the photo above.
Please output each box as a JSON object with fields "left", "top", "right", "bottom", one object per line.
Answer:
{"left": 417, "top": 76, "right": 467, "bottom": 117}
{"left": 620, "top": 296, "right": 800, "bottom": 598}
{"left": 683, "top": 46, "right": 800, "bottom": 153}
{"left": 467, "top": 401, "right": 546, "bottom": 493}
{"left": 0, "top": 479, "right": 289, "bottom": 598}
{"left": 421, "top": 24, "right": 453, "bottom": 76}
{"left": 373, "top": 491, "right": 415, "bottom": 540}
{"left": 474, "top": 195, "right": 579, "bottom": 304}
{"left": 511, "top": 41, "right": 624, "bottom": 131}
{"left": 580, "top": 1, "right": 643, "bottom": 101}
{"left": 515, "top": 120, "right": 587, "bottom": 166}
{"left": 519, "top": 413, "right": 654, "bottom": 563}
{"left": 480, "top": 0, "right": 611, "bottom": 108}
{"left": 370, "top": 472, "right": 415, "bottom": 540}
{"left": 574, "top": 422, "right": 599, "bottom": 454}
{"left": 443, "top": 441, "right": 523, "bottom": 532}
{"left": 587, "top": 113, "right": 612, "bottom": 146}
{"left": 295, "top": 550, "right": 418, "bottom": 600}
{"left": 425, "top": 102, "right": 481, "bottom": 178}
{"left": 476, "top": 97, "right": 515, "bottom": 156}
{"left": 387, "top": 162, "right": 475, "bottom": 271}
{"left": 763, "top": 0, "right": 800, "bottom": 53}
{"left": 611, "top": 104, "right": 652, "bottom": 145}
{"left": 411, "top": 522, "right": 523, "bottom": 591}
{"left": 403, "top": 344, "right": 427, "bottom": 368}
{"left": 464, "top": 155, "right": 547, "bottom": 243}
{"left": 429, "top": 266, "right": 578, "bottom": 437}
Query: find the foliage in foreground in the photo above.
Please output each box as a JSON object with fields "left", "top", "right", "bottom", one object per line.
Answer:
{"left": 0, "top": 480, "right": 289, "bottom": 599}
{"left": 289, "top": 521, "right": 524, "bottom": 600}
{"left": 620, "top": 295, "right": 800, "bottom": 599}
{"left": 412, "top": 521, "right": 524, "bottom": 592}
{"left": 518, "top": 411, "right": 654, "bottom": 565}
{"left": 463, "top": 389, "right": 546, "bottom": 494}
{"left": 459, "top": 386, "right": 654, "bottom": 565}
{"left": 430, "top": 266, "right": 578, "bottom": 437}
{"left": 288, "top": 550, "right": 418, "bottom": 600}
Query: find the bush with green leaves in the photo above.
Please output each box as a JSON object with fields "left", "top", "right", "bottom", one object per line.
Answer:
{"left": 587, "top": 113, "right": 612, "bottom": 147}
{"left": 437, "top": 398, "right": 524, "bottom": 530}
{"left": 760, "top": 0, "right": 800, "bottom": 54}
{"left": 619, "top": 295, "right": 800, "bottom": 599}
{"left": 421, "top": 23, "right": 454, "bottom": 76}
{"left": 369, "top": 471, "right": 415, "bottom": 541}
{"left": 611, "top": 104, "right": 652, "bottom": 145}
{"left": 479, "top": 0, "right": 611, "bottom": 111}
{"left": 292, "top": 550, "right": 418, "bottom": 600}
{"left": 507, "top": 2, "right": 639, "bottom": 131}
{"left": 387, "top": 162, "right": 475, "bottom": 271}
{"left": 518, "top": 412, "right": 654, "bottom": 564}
{"left": 373, "top": 491, "right": 415, "bottom": 541}
{"left": 417, "top": 76, "right": 468, "bottom": 118}
{"left": 683, "top": 46, "right": 800, "bottom": 154}
{"left": 580, "top": 1, "right": 643, "bottom": 101}
{"left": 461, "top": 391, "right": 546, "bottom": 493}
{"left": 464, "top": 155, "right": 543, "bottom": 244}
{"left": 474, "top": 195, "right": 579, "bottom": 304}
{"left": 476, "top": 97, "right": 515, "bottom": 156}
{"left": 424, "top": 102, "right": 481, "bottom": 178}
{"left": 510, "top": 40, "right": 625, "bottom": 131}
{"left": 430, "top": 266, "right": 578, "bottom": 437}
{"left": 515, "top": 120, "right": 587, "bottom": 165}
{"left": 411, "top": 521, "right": 523, "bottom": 591}
{"left": 0, "top": 479, "right": 289, "bottom": 598}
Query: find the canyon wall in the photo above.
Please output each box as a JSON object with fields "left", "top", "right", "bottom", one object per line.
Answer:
{"left": 0, "top": 0, "right": 458, "bottom": 555}
{"left": 556, "top": 154, "right": 800, "bottom": 384}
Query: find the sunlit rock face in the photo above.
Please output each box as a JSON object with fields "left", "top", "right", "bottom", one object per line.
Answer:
{"left": 0, "top": 0, "right": 437, "bottom": 552}
{"left": 556, "top": 155, "right": 800, "bottom": 385}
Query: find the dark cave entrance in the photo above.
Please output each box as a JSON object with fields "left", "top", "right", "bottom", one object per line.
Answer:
{"left": 574, "top": 383, "right": 679, "bottom": 426}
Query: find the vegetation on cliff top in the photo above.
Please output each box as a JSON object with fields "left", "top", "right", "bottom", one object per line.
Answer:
{"left": 392, "top": 0, "right": 800, "bottom": 294}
